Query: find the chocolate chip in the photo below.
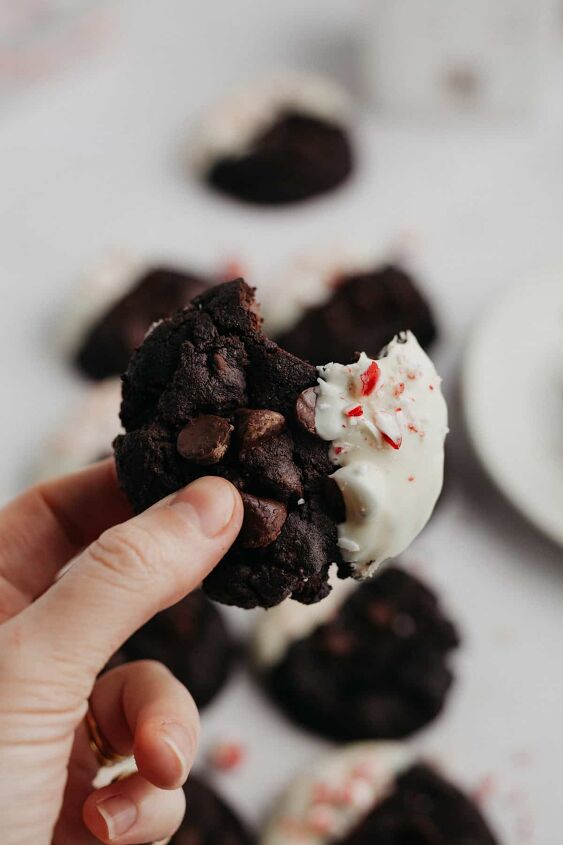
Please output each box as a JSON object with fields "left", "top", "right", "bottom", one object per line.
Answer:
{"left": 295, "top": 387, "right": 317, "bottom": 434}
{"left": 240, "top": 493, "right": 287, "bottom": 548}
{"left": 213, "top": 352, "right": 230, "bottom": 374}
{"left": 177, "top": 415, "right": 233, "bottom": 465}
{"left": 236, "top": 409, "right": 286, "bottom": 450}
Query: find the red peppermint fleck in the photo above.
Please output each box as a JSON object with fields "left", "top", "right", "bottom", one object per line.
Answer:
{"left": 221, "top": 258, "right": 245, "bottom": 280}
{"left": 395, "top": 407, "right": 402, "bottom": 413}
{"left": 360, "top": 361, "right": 380, "bottom": 396}
{"left": 407, "top": 372, "right": 416, "bottom": 380}
{"left": 429, "top": 384, "right": 435, "bottom": 391}
{"left": 312, "top": 783, "right": 334, "bottom": 804}
{"left": 351, "top": 762, "right": 374, "bottom": 780}
{"left": 408, "top": 424, "right": 418, "bottom": 433}
{"left": 334, "top": 446, "right": 344, "bottom": 455}
{"left": 207, "top": 741, "right": 245, "bottom": 772}
{"left": 472, "top": 774, "right": 496, "bottom": 805}
{"left": 382, "top": 432, "right": 402, "bottom": 450}
{"left": 345, "top": 405, "right": 363, "bottom": 417}
{"left": 394, "top": 382, "right": 405, "bottom": 397}
{"left": 408, "top": 475, "right": 415, "bottom": 482}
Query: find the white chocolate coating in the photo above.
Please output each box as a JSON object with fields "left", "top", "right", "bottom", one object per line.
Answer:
{"left": 262, "top": 742, "right": 413, "bottom": 845}
{"left": 32, "top": 379, "right": 122, "bottom": 482}
{"left": 193, "top": 74, "right": 351, "bottom": 172}
{"left": 315, "top": 333, "right": 447, "bottom": 577}
{"left": 253, "top": 574, "right": 355, "bottom": 669}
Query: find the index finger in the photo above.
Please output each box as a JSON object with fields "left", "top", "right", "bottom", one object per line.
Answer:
{"left": 0, "top": 459, "right": 132, "bottom": 620}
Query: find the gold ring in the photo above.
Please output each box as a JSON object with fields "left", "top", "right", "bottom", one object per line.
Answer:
{"left": 85, "top": 706, "right": 129, "bottom": 768}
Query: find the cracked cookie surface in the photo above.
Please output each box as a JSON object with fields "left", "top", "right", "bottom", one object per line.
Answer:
{"left": 114, "top": 279, "right": 343, "bottom": 609}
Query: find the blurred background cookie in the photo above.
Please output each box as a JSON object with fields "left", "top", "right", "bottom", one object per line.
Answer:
{"left": 264, "top": 250, "right": 437, "bottom": 366}
{"left": 194, "top": 75, "right": 354, "bottom": 205}
{"left": 262, "top": 742, "right": 498, "bottom": 844}
{"left": 107, "top": 591, "right": 234, "bottom": 709}
{"left": 63, "top": 252, "right": 212, "bottom": 380}
{"left": 254, "top": 567, "right": 459, "bottom": 740}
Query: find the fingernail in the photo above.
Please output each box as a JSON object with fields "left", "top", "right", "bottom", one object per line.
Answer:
{"left": 160, "top": 723, "right": 193, "bottom": 784}
{"left": 172, "top": 477, "right": 238, "bottom": 538}
{"left": 96, "top": 794, "right": 137, "bottom": 839}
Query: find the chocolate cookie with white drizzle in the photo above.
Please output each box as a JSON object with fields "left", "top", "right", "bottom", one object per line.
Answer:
{"left": 262, "top": 743, "right": 498, "bottom": 845}
{"left": 114, "top": 280, "right": 447, "bottom": 609}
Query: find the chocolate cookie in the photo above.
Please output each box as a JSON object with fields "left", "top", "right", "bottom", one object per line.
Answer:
{"left": 274, "top": 264, "right": 437, "bottom": 366}
{"left": 263, "top": 743, "right": 498, "bottom": 845}
{"left": 114, "top": 279, "right": 340, "bottom": 608}
{"left": 108, "top": 591, "right": 233, "bottom": 708}
{"left": 256, "top": 567, "right": 459, "bottom": 740}
{"left": 206, "top": 112, "right": 353, "bottom": 205}
{"left": 171, "top": 774, "right": 255, "bottom": 845}
{"left": 114, "top": 279, "right": 448, "bottom": 609}
{"left": 75, "top": 266, "right": 209, "bottom": 380}
{"left": 196, "top": 76, "right": 354, "bottom": 205}
{"left": 341, "top": 764, "right": 498, "bottom": 844}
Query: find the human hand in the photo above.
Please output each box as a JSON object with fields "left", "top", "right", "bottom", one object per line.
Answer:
{"left": 0, "top": 459, "right": 243, "bottom": 845}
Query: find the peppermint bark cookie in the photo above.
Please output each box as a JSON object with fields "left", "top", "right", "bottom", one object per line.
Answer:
{"left": 67, "top": 255, "right": 210, "bottom": 380}
{"left": 272, "top": 262, "right": 437, "bottom": 367}
{"left": 254, "top": 567, "right": 459, "bottom": 740}
{"left": 262, "top": 743, "right": 498, "bottom": 845}
{"left": 107, "top": 590, "right": 233, "bottom": 709}
{"left": 194, "top": 76, "right": 354, "bottom": 205}
{"left": 114, "top": 279, "right": 447, "bottom": 609}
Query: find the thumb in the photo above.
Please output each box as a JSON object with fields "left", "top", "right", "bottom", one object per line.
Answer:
{"left": 22, "top": 476, "right": 242, "bottom": 690}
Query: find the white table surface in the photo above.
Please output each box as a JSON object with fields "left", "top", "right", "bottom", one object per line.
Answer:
{"left": 1, "top": 2, "right": 562, "bottom": 842}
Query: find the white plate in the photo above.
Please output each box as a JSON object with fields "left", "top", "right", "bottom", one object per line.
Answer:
{"left": 462, "top": 267, "right": 563, "bottom": 548}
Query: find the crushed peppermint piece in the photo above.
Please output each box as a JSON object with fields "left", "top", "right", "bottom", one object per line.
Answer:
{"left": 360, "top": 417, "right": 382, "bottom": 443}
{"left": 360, "top": 361, "right": 380, "bottom": 396}
{"left": 297, "top": 497, "right": 305, "bottom": 505}
{"left": 306, "top": 804, "right": 339, "bottom": 835}
{"left": 312, "top": 783, "right": 334, "bottom": 804}
{"left": 345, "top": 404, "right": 363, "bottom": 417}
{"left": 207, "top": 741, "right": 245, "bottom": 772}
{"left": 374, "top": 410, "right": 403, "bottom": 450}
{"left": 408, "top": 475, "right": 415, "bottom": 482}
{"left": 382, "top": 432, "right": 402, "bottom": 450}
{"left": 394, "top": 382, "right": 405, "bottom": 397}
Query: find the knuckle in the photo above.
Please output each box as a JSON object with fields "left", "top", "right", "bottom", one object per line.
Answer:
{"left": 88, "top": 523, "right": 163, "bottom": 586}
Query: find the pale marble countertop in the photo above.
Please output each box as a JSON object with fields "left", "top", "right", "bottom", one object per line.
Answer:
{"left": 0, "top": 2, "right": 562, "bottom": 842}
